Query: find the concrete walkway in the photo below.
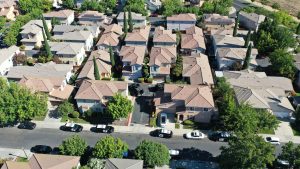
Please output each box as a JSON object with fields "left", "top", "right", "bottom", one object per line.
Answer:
{"left": 0, "top": 147, "right": 32, "bottom": 160}
{"left": 32, "top": 121, "right": 193, "bottom": 136}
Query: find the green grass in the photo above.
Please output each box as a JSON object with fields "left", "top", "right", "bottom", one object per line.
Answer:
{"left": 61, "top": 114, "right": 89, "bottom": 124}
{"left": 258, "top": 128, "right": 275, "bottom": 134}
{"left": 16, "top": 157, "right": 28, "bottom": 162}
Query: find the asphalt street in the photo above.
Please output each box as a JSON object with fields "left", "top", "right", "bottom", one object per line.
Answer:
{"left": 0, "top": 128, "right": 285, "bottom": 157}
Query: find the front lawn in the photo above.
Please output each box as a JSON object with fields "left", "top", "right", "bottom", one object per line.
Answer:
{"left": 16, "top": 157, "right": 28, "bottom": 162}
{"left": 60, "top": 114, "right": 89, "bottom": 124}
{"left": 258, "top": 128, "right": 275, "bottom": 134}
{"left": 182, "top": 120, "right": 212, "bottom": 130}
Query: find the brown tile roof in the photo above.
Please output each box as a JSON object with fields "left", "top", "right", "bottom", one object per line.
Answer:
{"left": 185, "top": 26, "right": 203, "bottom": 35}
{"left": 77, "top": 49, "right": 111, "bottom": 80}
{"left": 167, "top": 13, "right": 197, "bottom": 22}
{"left": 213, "top": 35, "right": 245, "bottom": 47}
{"left": 96, "top": 32, "right": 120, "bottom": 47}
{"left": 217, "top": 47, "right": 258, "bottom": 60}
{"left": 153, "top": 26, "right": 176, "bottom": 43}
{"left": 29, "top": 154, "right": 80, "bottom": 169}
{"left": 119, "top": 46, "right": 146, "bottom": 65}
{"left": 78, "top": 10, "right": 105, "bottom": 18}
{"left": 50, "top": 84, "right": 74, "bottom": 100}
{"left": 43, "top": 9, "right": 74, "bottom": 19}
{"left": 181, "top": 34, "right": 206, "bottom": 50}
{"left": 164, "top": 84, "right": 214, "bottom": 107}
{"left": 203, "top": 14, "right": 234, "bottom": 25}
{"left": 183, "top": 54, "right": 214, "bottom": 85}
{"left": 125, "top": 26, "right": 150, "bottom": 42}
{"left": 103, "top": 24, "right": 123, "bottom": 35}
{"left": 149, "top": 46, "right": 176, "bottom": 66}
{"left": 210, "top": 29, "right": 248, "bottom": 36}
{"left": 74, "top": 80, "right": 127, "bottom": 100}
{"left": 19, "top": 76, "right": 63, "bottom": 93}
{"left": 2, "top": 161, "right": 31, "bottom": 169}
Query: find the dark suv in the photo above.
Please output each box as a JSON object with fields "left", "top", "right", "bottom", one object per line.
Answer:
{"left": 18, "top": 121, "right": 36, "bottom": 130}
{"left": 150, "top": 129, "right": 173, "bottom": 138}
{"left": 209, "top": 131, "right": 232, "bottom": 142}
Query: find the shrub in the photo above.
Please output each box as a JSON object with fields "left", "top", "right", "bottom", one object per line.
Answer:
{"left": 165, "top": 76, "right": 171, "bottom": 83}
{"left": 27, "top": 58, "right": 34, "bottom": 66}
{"left": 147, "top": 78, "right": 153, "bottom": 83}
{"left": 149, "top": 117, "right": 157, "bottom": 127}
{"left": 183, "top": 119, "right": 194, "bottom": 125}
{"left": 260, "top": 0, "right": 269, "bottom": 5}
{"left": 71, "top": 111, "right": 80, "bottom": 118}
{"left": 84, "top": 109, "right": 93, "bottom": 118}
{"left": 295, "top": 47, "right": 300, "bottom": 54}
{"left": 298, "top": 12, "right": 300, "bottom": 19}
{"left": 271, "top": 3, "right": 280, "bottom": 9}
{"left": 119, "top": 76, "right": 125, "bottom": 81}
{"left": 101, "top": 77, "right": 111, "bottom": 81}
{"left": 175, "top": 123, "right": 180, "bottom": 129}
{"left": 19, "top": 45, "right": 26, "bottom": 51}
{"left": 138, "top": 78, "right": 144, "bottom": 83}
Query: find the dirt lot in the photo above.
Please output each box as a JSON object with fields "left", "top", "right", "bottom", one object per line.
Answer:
{"left": 258, "top": 0, "right": 300, "bottom": 17}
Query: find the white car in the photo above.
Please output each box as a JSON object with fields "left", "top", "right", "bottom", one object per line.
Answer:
{"left": 169, "top": 149, "right": 179, "bottom": 156}
{"left": 265, "top": 137, "right": 280, "bottom": 145}
{"left": 185, "top": 130, "right": 205, "bottom": 139}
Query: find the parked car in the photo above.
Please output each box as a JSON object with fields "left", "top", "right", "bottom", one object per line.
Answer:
{"left": 60, "top": 122, "right": 83, "bottom": 132}
{"left": 31, "top": 145, "right": 52, "bottom": 154}
{"left": 265, "top": 137, "right": 280, "bottom": 145}
{"left": 169, "top": 149, "right": 180, "bottom": 156}
{"left": 92, "top": 124, "right": 114, "bottom": 133}
{"left": 150, "top": 129, "right": 173, "bottom": 138}
{"left": 18, "top": 121, "right": 36, "bottom": 130}
{"left": 209, "top": 131, "right": 232, "bottom": 142}
{"left": 160, "top": 113, "right": 167, "bottom": 128}
{"left": 184, "top": 130, "right": 205, "bottom": 139}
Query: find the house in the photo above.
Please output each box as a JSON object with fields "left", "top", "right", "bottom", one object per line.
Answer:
{"left": 153, "top": 26, "right": 176, "bottom": 47}
{"left": 117, "top": 12, "right": 146, "bottom": 28}
{"left": 52, "top": 31, "right": 94, "bottom": 51}
{"left": 49, "top": 42, "right": 86, "bottom": 65}
{"left": 124, "top": 26, "right": 150, "bottom": 46}
{"left": 0, "top": 0, "right": 19, "bottom": 20}
{"left": 219, "top": 70, "right": 294, "bottom": 118}
{"left": 203, "top": 14, "right": 235, "bottom": 32}
{"left": 1, "top": 154, "right": 80, "bottom": 169}
{"left": 181, "top": 26, "right": 206, "bottom": 55}
{"left": 53, "top": 25, "right": 100, "bottom": 38}
{"left": 146, "top": 0, "right": 162, "bottom": 12}
{"left": 210, "top": 29, "right": 248, "bottom": 37}
{"left": 77, "top": 49, "right": 111, "bottom": 82}
{"left": 167, "top": 13, "right": 197, "bottom": 31}
{"left": 154, "top": 84, "right": 216, "bottom": 123}
{"left": 0, "top": 45, "right": 19, "bottom": 75}
{"left": 216, "top": 47, "right": 258, "bottom": 70}
{"left": 43, "top": 9, "right": 75, "bottom": 25}
{"left": 239, "top": 11, "right": 266, "bottom": 31}
{"left": 6, "top": 62, "right": 73, "bottom": 82}
{"left": 105, "top": 158, "right": 143, "bottom": 169}
{"left": 96, "top": 24, "right": 123, "bottom": 51}
{"left": 119, "top": 45, "right": 146, "bottom": 80}
{"left": 19, "top": 76, "right": 74, "bottom": 103}
{"left": 182, "top": 53, "right": 214, "bottom": 85}
{"left": 212, "top": 34, "right": 245, "bottom": 57}
{"left": 149, "top": 46, "right": 176, "bottom": 81}
{"left": 75, "top": 80, "right": 128, "bottom": 113}
{"left": 20, "top": 20, "right": 52, "bottom": 51}
{"left": 78, "top": 10, "right": 111, "bottom": 27}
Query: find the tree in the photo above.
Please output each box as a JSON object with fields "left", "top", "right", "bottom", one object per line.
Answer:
{"left": 142, "top": 64, "right": 150, "bottom": 78}
{"left": 161, "top": 0, "right": 182, "bottom": 16}
{"left": 41, "top": 28, "right": 53, "bottom": 59}
{"left": 135, "top": 140, "right": 170, "bottom": 167}
{"left": 109, "top": 46, "right": 115, "bottom": 67}
{"left": 125, "top": 0, "right": 147, "bottom": 16}
{"left": 123, "top": 11, "right": 128, "bottom": 34}
{"left": 51, "top": 17, "right": 61, "bottom": 25}
{"left": 62, "top": 0, "right": 76, "bottom": 9}
{"left": 59, "top": 135, "right": 88, "bottom": 156}
{"left": 57, "top": 101, "right": 74, "bottom": 117}
{"left": 257, "top": 110, "right": 279, "bottom": 132}
{"left": 93, "top": 56, "right": 100, "bottom": 80}
{"left": 128, "top": 7, "right": 133, "bottom": 32}
{"left": 0, "top": 17, "right": 5, "bottom": 30}
{"left": 233, "top": 12, "right": 239, "bottom": 37}
{"left": 219, "top": 134, "right": 275, "bottom": 169}
{"left": 278, "top": 141, "right": 300, "bottom": 168}
{"left": 171, "top": 55, "right": 183, "bottom": 79}
{"left": 269, "top": 49, "right": 296, "bottom": 79}
{"left": 19, "top": 0, "right": 52, "bottom": 14}
{"left": 201, "top": 0, "right": 233, "bottom": 15}
{"left": 93, "top": 136, "right": 128, "bottom": 159}
{"left": 242, "top": 43, "right": 252, "bottom": 69}
{"left": 296, "top": 23, "right": 300, "bottom": 35}
{"left": 244, "top": 30, "right": 251, "bottom": 47}
{"left": 106, "top": 93, "right": 133, "bottom": 120}
{"left": 0, "top": 78, "right": 47, "bottom": 125}
{"left": 86, "top": 158, "right": 105, "bottom": 169}
{"left": 42, "top": 16, "right": 51, "bottom": 40}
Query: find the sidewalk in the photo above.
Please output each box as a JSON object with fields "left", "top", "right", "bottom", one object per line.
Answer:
{"left": 32, "top": 121, "right": 193, "bottom": 136}
{"left": 0, "top": 147, "right": 32, "bottom": 160}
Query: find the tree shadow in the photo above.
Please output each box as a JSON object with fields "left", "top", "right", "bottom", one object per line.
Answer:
{"left": 178, "top": 147, "right": 216, "bottom": 162}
